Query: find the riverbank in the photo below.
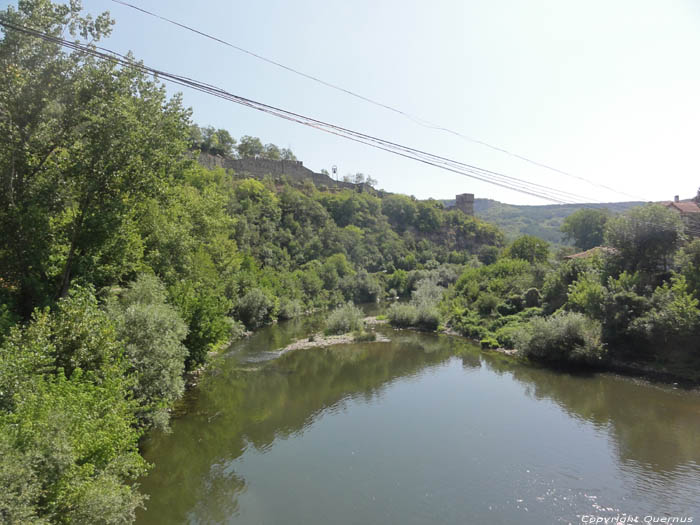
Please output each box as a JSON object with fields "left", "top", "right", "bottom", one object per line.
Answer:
{"left": 438, "top": 327, "right": 700, "bottom": 388}
{"left": 136, "top": 317, "right": 700, "bottom": 525}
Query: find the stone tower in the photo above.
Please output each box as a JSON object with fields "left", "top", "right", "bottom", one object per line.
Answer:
{"left": 455, "top": 193, "right": 474, "bottom": 215}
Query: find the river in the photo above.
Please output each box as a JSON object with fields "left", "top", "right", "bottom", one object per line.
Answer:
{"left": 136, "top": 315, "right": 700, "bottom": 524}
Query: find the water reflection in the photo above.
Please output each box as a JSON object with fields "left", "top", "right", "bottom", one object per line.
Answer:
{"left": 481, "top": 355, "right": 700, "bottom": 473}
{"left": 138, "top": 325, "right": 476, "bottom": 523}
{"left": 137, "top": 322, "right": 700, "bottom": 524}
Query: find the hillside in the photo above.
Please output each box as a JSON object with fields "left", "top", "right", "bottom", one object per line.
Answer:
{"left": 443, "top": 198, "right": 645, "bottom": 245}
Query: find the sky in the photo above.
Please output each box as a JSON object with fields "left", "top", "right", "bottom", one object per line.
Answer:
{"left": 3, "top": 0, "right": 700, "bottom": 204}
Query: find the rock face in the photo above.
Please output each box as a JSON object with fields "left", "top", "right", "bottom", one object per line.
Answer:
{"left": 197, "top": 152, "right": 363, "bottom": 191}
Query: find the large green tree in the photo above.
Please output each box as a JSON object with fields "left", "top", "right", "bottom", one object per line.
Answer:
{"left": 506, "top": 235, "right": 550, "bottom": 264}
{"left": 604, "top": 204, "right": 684, "bottom": 274}
{"left": 561, "top": 208, "right": 610, "bottom": 250}
{"left": 0, "top": 0, "right": 191, "bottom": 315}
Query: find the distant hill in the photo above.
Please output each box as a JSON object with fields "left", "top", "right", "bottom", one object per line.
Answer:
{"left": 442, "top": 198, "right": 645, "bottom": 245}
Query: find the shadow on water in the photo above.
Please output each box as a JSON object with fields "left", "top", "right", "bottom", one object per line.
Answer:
{"left": 137, "top": 319, "right": 479, "bottom": 524}
{"left": 137, "top": 317, "right": 700, "bottom": 523}
{"left": 480, "top": 353, "right": 700, "bottom": 475}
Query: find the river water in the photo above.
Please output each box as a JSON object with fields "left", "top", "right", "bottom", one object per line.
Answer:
{"left": 136, "top": 316, "right": 700, "bottom": 524}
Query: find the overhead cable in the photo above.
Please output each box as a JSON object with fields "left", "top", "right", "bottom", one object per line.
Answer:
{"left": 109, "top": 0, "right": 646, "bottom": 202}
{"left": 0, "top": 19, "right": 602, "bottom": 204}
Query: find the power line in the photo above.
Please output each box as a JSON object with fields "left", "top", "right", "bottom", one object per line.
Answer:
{"left": 109, "top": 0, "right": 646, "bottom": 202}
{"left": 0, "top": 19, "right": 601, "bottom": 204}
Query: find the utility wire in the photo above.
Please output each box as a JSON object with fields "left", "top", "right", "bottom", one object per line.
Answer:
{"left": 0, "top": 19, "right": 602, "bottom": 204}
{"left": 109, "top": 0, "right": 646, "bottom": 202}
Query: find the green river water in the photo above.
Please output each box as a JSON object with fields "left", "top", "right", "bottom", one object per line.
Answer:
{"left": 136, "top": 315, "right": 700, "bottom": 524}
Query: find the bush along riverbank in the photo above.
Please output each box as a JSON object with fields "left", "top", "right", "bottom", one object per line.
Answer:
{"left": 0, "top": 4, "right": 504, "bottom": 521}
{"left": 1, "top": 1, "right": 699, "bottom": 522}
{"left": 427, "top": 208, "right": 700, "bottom": 385}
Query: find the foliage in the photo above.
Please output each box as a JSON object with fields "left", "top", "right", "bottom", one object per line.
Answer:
{"left": 0, "top": 285, "right": 145, "bottom": 523}
{"left": 170, "top": 278, "right": 233, "bottom": 370}
{"left": 105, "top": 274, "right": 188, "bottom": 430}
{"left": 505, "top": 235, "right": 550, "bottom": 264}
{"left": 678, "top": 239, "right": 700, "bottom": 300}
{"left": 387, "top": 277, "right": 445, "bottom": 331}
{"left": 237, "top": 288, "right": 275, "bottom": 329}
{"left": 387, "top": 303, "right": 418, "bottom": 327}
{"left": 0, "top": 0, "right": 191, "bottom": 312}
{"left": 605, "top": 204, "right": 684, "bottom": 274}
{"left": 478, "top": 245, "right": 500, "bottom": 265}
{"left": 541, "top": 258, "right": 597, "bottom": 314}
{"left": 190, "top": 125, "right": 236, "bottom": 156}
{"left": 473, "top": 199, "right": 641, "bottom": 245}
{"left": 516, "top": 312, "right": 606, "bottom": 366}
{"left": 325, "top": 303, "right": 365, "bottom": 335}
{"left": 629, "top": 275, "right": 700, "bottom": 348}
{"left": 237, "top": 135, "right": 264, "bottom": 158}
{"left": 566, "top": 271, "right": 606, "bottom": 318}
{"left": 561, "top": 208, "right": 610, "bottom": 250}
{"left": 278, "top": 298, "right": 304, "bottom": 320}
{"left": 353, "top": 330, "right": 377, "bottom": 342}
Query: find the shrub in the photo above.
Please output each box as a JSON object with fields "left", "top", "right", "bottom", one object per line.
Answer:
{"left": 325, "top": 303, "right": 364, "bottom": 335}
{"left": 494, "top": 322, "right": 524, "bottom": 349}
{"left": 388, "top": 303, "right": 418, "bottom": 327}
{"left": 106, "top": 274, "right": 188, "bottom": 430}
{"left": 480, "top": 335, "right": 500, "bottom": 349}
{"left": 629, "top": 275, "right": 700, "bottom": 349}
{"left": 478, "top": 245, "right": 500, "bottom": 265}
{"left": 450, "top": 309, "right": 488, "bottom": 339}
{"left": 523, "top": 288, "right": 541, "bottom": 308}
{"left": 475, "top": 293, "right": 499, "bottom": 316}
{"left": 411, "top": 277, "right": 444, "bottom": 305}
{"left": 344, "top": 270, "right": 382, "bottom": 303}
{"left": 0, "top": 287, "right": 146, "bottom": 523}
{"left": 415, "top": 303, "right": 441, "bottom": 331}
{"left": 506, "top": 235, "right": 549, "bottom": 264}
{"left": 566, "top": 272, "right": 606, "bottom": 318}
{"left": 237, "top": 288, "right": 275, "bottom": 329}
{"left": 0, "top": 302, "right": 18, "bottom": 343}
{"left": 170, "top": 280, "right": 234, "bottom": 370}
{"left": 353, "top": 330, "right": 377, "bottom": 342}
{"left": 278, "top": 298, "right": 304, "bottom": 320}
{"left": 517, "top": 312, "right": 606, "bottom": 366}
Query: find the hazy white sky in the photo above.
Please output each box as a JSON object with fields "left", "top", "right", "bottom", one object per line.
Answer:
{"left": 5, "top": 0, "right": 700, "bottom": 204}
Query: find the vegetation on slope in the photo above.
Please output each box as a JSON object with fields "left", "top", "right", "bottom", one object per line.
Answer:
{"left": 1, "top": 2, "right": 699, "bottom": 522}
{"left": 443, "top": 204, "right": 700, "bottom": 374}
{"left": 471, "top": 198, "right": 643, "bottom": 245}
{"left": 0, "top": 2, "right": 502, "bottom": 520}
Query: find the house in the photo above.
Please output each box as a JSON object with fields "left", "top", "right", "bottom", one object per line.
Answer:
{"left": 662, "top": 196, "right": 700, "bottom": 238}
{"left": 564, "top": 246, "right": 618, "bottom": 260}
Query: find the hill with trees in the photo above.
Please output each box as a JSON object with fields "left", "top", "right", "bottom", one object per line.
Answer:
{"left": 0, "top": 2, "right": 503, "bottom": 521}
{"left": 1, "top": 2, "right": 699, "bottom": 523}
{"left": 460, "top": 198, "right": 645, "bottom": 245}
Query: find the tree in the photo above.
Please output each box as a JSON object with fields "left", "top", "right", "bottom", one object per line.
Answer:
{"left": 382, "top": 194, "right": 417, "bottom": 231}
{"left": 281, "top": 147, "right": 297, "bottom": 161}
{"left": 561, "top": 208, "right": 610, "bottom": 250}
{"left": 105, "top": 274, "right": 188, "bottom": 430}
{"left": 201, "top": 127, "right": 236, "bottom": 156}
{"left": 0, "top": 285, "right": 147, "bottom": 523}
{"left": 604, "top": 204, "right": 684, "bottom": 274}
{"left": 0, "top": 0, "right": 191, "bottom": 314}
{"left": 506, "top": 235, "right": 550, "bottom": 263}
{"left": 237, "top": 135, "right": 264, "bottom": 158}
{"left": 263, "top": 143, "right": 281, "bottom": 160}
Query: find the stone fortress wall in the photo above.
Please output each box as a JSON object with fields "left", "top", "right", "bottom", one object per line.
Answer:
{"left": 198, "top": 153, "right": 474, "bottom": 214}
{"left": 197, "top": 153, "right": 358, "bottom": 190}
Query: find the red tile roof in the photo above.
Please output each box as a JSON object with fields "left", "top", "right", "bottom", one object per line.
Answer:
{"left": 663, "top": 201, "right": 700, "bottom": 214}
{"left": 564, "top": 246, "right": 618, "bottom": 260}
